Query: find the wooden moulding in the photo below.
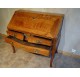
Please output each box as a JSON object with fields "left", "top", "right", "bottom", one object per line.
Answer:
{"left": 5, "top": 36, "right": 51, "bottom": 56}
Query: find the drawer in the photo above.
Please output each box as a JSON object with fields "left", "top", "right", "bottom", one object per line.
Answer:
{"left": 24, "top": 34, "right": 52, "bottom": 46}
{"left": 5, "top": 36, "right": 50, "bottom": 56}
{"left": 7, "top": 30, "right": 24, "bottom": 40}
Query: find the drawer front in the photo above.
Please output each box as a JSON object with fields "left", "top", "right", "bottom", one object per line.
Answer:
{"left": 25, "top": 34, "right": 52, "bottom": 46}
{"left": 7, "top": 30, "right": 24, "bottom": 40}
{"left": 5, "top": 37, "right": 50, "bottom": 56}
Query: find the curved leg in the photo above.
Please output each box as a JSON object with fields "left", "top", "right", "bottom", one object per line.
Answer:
{"left": 11, "top": 42, "right": 16, "bottom": 53}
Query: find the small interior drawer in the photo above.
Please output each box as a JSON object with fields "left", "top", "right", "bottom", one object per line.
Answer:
{"left": 7, "top": 30, "right": 24, "bottom": 40}
{"left": 24, "top": 34, "right": 52, "bottom": 46}
{"left": 5, "top": 36, "right": 50, "bottom": 56}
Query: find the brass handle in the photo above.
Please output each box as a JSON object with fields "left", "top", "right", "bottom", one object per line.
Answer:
{"left": 10, "top": 42, "right": 13, "bottom": 45}
{"left": 35, "top": 40, "right": 42, "bottom": 44}
{"left": 34, "top": 49, "right": 40, "bottom": 54}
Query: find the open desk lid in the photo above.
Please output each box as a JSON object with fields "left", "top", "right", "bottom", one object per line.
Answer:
{"left": 7, "top": 10, "right": 64, "bottom": 39}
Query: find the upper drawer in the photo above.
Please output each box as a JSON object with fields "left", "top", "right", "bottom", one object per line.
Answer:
{"left": 24, "top": 34, "right": 52, "bottom": 46}
{"left": 7, "top": 30, "right": 24, "bottom": 40}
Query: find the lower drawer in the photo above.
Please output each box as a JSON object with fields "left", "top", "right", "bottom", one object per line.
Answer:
{"left": 5, "top": 36, "right": 50, "bottom": 56}
{"left": 7, "top": 30, "right": 24, "bottom": 40}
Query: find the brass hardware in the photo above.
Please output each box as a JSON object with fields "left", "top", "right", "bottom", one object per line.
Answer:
{"left": 34, "top": 49, "right": 40, "bottom": 54}
{"left": 10, "top": 42, "right": 13, "bottom": 45}
{"left": 24, "top": 33, "right": 32, "bottom": 38}
{"left": 35, "top": 40, "right": 42, "bottom": 44}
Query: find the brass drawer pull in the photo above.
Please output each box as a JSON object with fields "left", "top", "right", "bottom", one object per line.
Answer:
{"left": 10, "top": 42, "right": 13, "bottom": 45}
{"left": 34, "top": 49, "right": 40, "bottom": 54}
{"left": 35, "top": 40, "right": 42, "bottom": 44}
{"left": 13, "top": 34, "right": 16, "bottom": 37}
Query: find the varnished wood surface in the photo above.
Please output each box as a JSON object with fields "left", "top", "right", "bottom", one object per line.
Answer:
{"left": 7, "top": 10, "right": 64, "bottom": 39}
{"left": 25, "top": 34, "right": 52, "bottom": 46}
{"left": 5, "top": 36, "right": 50, "bottom": 56}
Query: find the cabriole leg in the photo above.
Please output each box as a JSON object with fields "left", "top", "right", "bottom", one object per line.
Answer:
{"left": 11, "top": 42, "right": 16, "bottom": 53}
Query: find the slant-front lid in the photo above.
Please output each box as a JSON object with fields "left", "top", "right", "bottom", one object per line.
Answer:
{"left": 7, "top": 10, "right": 64, "bottom": 39}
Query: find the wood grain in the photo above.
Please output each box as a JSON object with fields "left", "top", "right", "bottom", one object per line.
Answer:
{"left": 7, "top": 10, "right": 64, "bottom": 39}
{"left": 25, "top": 35, "right": 52, "bottom": 46}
